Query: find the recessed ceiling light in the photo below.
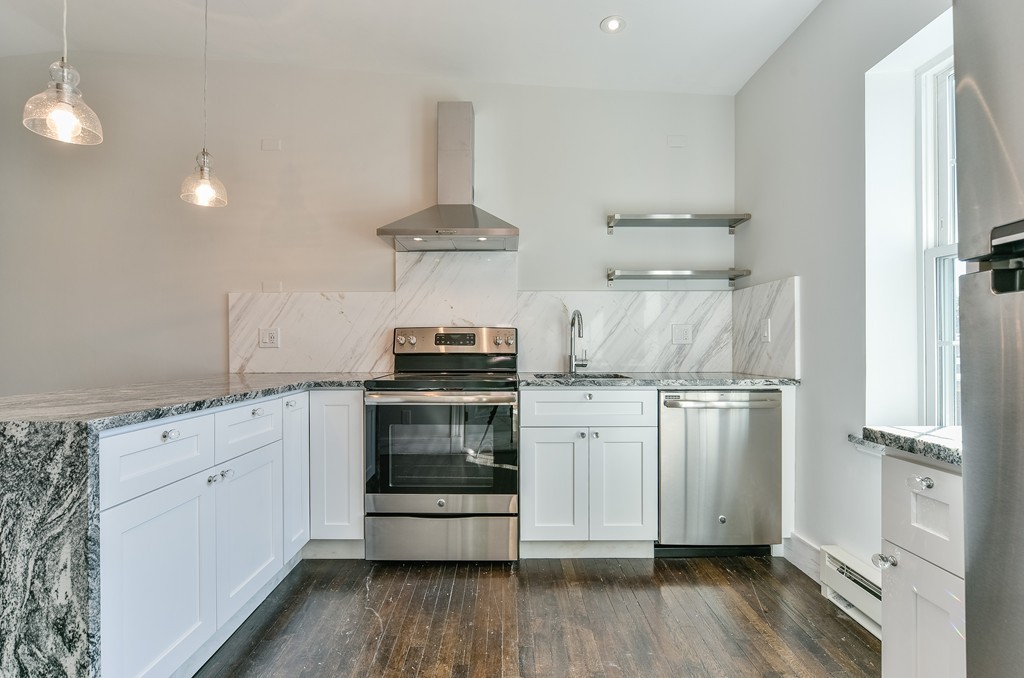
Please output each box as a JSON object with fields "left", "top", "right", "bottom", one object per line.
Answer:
{"left": 600, "top": 16, "right": 626, "bottom": 34}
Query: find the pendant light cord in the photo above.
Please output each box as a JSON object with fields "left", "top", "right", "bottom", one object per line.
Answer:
{"left": 62, "top": 0, "right": 68, "bottom": 61}
{"left": 203, "top": 0, "right": 209, "bottom": 152}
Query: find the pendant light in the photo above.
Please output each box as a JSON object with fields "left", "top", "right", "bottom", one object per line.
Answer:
{"left": 181, "top": 0, "right": 227, "bottom": 207}
{"left": 22, "top": 0, "right": 103, "bottom": 145}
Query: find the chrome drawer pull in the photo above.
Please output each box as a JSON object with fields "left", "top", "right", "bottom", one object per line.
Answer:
{"left": 251, "top": 407, "right": 265, "bottom": 417}
{"left": 872, "top": 553, "right": 898, "bottom": 569}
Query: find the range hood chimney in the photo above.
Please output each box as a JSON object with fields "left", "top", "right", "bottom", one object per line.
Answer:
{"left": 377, "top": 102, "right": 519, "bottom": 252}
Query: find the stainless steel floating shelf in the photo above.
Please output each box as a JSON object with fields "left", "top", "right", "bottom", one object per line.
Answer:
{"left": 606, "top": 268, "right": 752, "bottom": 287}
{"left": 606, "top": 213, "right": 752, "bottom": 235}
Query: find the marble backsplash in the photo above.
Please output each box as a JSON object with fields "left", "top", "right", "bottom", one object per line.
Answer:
{"left": 732, "top": 276, "right": 800, "bottom": 378}
{"left": 229, "top": 254, "right": 798, "bottom": 377}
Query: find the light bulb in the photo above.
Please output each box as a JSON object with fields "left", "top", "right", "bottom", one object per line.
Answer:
{"left": 46, "top": 103, "right": 82, "bottom": 142}
{"left": 195, "top": 180, "right": 217, "bottom": 207}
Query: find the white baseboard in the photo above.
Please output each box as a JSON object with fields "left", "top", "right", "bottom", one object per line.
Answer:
{"left": 302, "top": 539, "right": 365, "bottom": 559}
{"left": 784, "top": 532, "right": 821, "bottom": 582}
{"left": 520, "top": 540, "right": 654, "bottom": 559}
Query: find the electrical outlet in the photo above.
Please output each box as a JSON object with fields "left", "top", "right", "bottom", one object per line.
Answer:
{"left": 672, "top": 324, "right": 694, "bottom": 345}
{"left": 760, "top": 318, "right": 772, "bottom": 343}
{"left": 259, "top": 327, "right": 281, "bottom": 348}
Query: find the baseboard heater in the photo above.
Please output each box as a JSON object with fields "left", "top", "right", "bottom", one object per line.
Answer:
{"left": 819, "top": 545, "right": 881, "bottom": 639}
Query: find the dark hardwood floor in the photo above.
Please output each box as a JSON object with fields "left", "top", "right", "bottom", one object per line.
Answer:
{"left": 195, "top": 557, "right": 880, "bottom": 677}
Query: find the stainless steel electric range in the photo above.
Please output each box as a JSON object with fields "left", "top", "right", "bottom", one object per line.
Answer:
{"left": 362, "top": 326, "right": 519, "bottom": 561}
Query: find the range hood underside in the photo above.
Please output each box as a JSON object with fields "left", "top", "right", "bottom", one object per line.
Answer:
{"left": 377, "top": 204, "right": 519, "bottom": 252}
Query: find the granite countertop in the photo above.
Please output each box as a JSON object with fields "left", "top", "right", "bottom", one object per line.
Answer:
{"left": 0, "top": 372, "right": 378, "bottom": 431}
{"left": 518, "top": 372, "right": 798, "bottom": 388}
{"left": 862, "top": 425, "right": 962, "bottom": 467}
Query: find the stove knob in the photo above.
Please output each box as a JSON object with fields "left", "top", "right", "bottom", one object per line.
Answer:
{"left": 396, "top": 335, "right": 407, "bottom": 345}
{"left": 494, "top": 336, "right": 504, "bottom": 345}
{"left": 408, "top": 336, "right": 417, "bottom": 346}
{"left": 506, "top": 335, "right": 515, "bottom": 346}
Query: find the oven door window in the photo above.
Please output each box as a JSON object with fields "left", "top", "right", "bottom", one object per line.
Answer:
{"left": 366, "top": 403, "right": 517, "bottom": 495}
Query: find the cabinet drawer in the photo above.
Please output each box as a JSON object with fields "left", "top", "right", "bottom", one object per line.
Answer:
{"left": 99, "top": 414, "right": 215, "bottom": 510}
{"left": 214, "top": 398, "right": 283, "bottom": 463}
{"left": 882, "top": 455, "right": 964, "bottom": 577}
{"left": 520, "top": 389, "right": 657, "bottom": 427}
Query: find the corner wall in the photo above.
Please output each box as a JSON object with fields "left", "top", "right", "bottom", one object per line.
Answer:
{"left": 734, "top": 0, "right": 951, "bottom": 564}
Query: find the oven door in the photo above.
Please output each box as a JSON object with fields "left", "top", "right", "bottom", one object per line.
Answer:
{"left": 364, "top": 392, "right": 518, "bottom": 512}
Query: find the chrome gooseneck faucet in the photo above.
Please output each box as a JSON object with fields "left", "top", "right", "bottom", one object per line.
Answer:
{"left": 569, "top": 309, "right": 589, "bottom": 374}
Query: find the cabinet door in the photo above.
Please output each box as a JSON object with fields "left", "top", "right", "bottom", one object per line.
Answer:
{"left": 216, "top": 441, "right": 283, "bottom": 626}
{"left": 881, "top": 540, "right": 966, "bottom": 678}
{"left": 520, "top": 427, "right": 589, "bottom": 541}
{"left": 589, "top": 427, "right": 658, "bottom": 540}
{"left": 282, "top": 392, "right": 310, "bottom": 561}
{"left": 309, "top": 390, "right": 364, "bottom": 539}
{"left": 100, "top": 471, "right": 217, "bottom": 678}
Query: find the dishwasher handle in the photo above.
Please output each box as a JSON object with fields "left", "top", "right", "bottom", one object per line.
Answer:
{"left": 662, "top": 399, "right": 780, "bottom": 410}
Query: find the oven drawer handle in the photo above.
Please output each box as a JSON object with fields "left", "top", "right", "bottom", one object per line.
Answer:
{"left": 662, "top": 399, "right": 779, "bottom": 409}
{"left": 364, "top": 392, "right": 518, "bottom": 405}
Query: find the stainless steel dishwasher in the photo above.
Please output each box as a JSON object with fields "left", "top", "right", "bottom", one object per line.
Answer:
{"left": 658, "top": 390, "right": 782, "bottom": 552}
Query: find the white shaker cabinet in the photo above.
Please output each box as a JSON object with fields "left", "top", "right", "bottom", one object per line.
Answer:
{"left": 519, "top": 389, "right": 658, "bottom": 542}
{"left": 878, "top": 454, "right": 966, "bottom": 678}
{"left": 99, "top": 469, "right": 217, "bottom": 678}
{"left": 309, "top": 390, "right": 364, "bottom": 540}
{"left": 281, "top": 392, "right": 310, "bottom": 561}
{"left": 215, "top": 440, "right": 284, "bottom": 626}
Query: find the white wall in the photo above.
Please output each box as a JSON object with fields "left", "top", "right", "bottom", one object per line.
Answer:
{"left": 734, "top": 0, "right": 950, "bottom": 564}
{"left": 0, "top": 53, "right": 735, "bottom": 396}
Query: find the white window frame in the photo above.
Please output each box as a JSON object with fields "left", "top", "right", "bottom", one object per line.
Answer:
{"left": 918, "top": 55, "right": 960, "bottom": 426}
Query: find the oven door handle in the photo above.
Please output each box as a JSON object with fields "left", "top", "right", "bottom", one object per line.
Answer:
{"left": 364, "top": 392, "right": 518, "bottom": 405}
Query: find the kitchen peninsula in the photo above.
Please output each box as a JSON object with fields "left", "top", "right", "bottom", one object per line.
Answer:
{"left": 0, "top": 371, "right": 794, "bottom": 677}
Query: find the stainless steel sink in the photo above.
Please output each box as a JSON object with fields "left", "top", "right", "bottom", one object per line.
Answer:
{"left": 532, "top": 372, "right": 632, "bottom": 380}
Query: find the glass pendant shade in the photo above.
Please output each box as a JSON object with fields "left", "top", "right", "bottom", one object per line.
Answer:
{"left": 181, "top": 150, "right": 227, "bottom": 207}
{"left": 23, "top": 60, "right": 103, "bottom": 145}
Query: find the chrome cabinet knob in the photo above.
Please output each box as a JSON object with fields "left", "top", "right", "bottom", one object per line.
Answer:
{"left": 592, "top": 431, "right": 600, "bottom": 439}
{"left": 251, "top": 407, "right": 265, "bottom": 417}
{"left": 285, "top": 399, "right": 296, "bottom": 408}
{"left": 207, "top": 475, "right": 219, "bottom": 485}
{"left": 871, "top": 553, "right": 898, "bottom": 569}
{"left": 578, "top": 431, "right": 587, "bottom": 439}
{"left": 220, "top": 469, "right": 235, "bottom": 479}
{"left": 906, "top": 475, "right": 935, "bottom": 491}
{"left": 161, "top": 429, "right": 180, "bottom": 442}
{"left": 719, "top": 516, "right": 727, "bottom": 524}
{"left": 437, "top": 498, "right": 446, "bottom": 508}
{"left": 586, "top": 393, "right": 594, "bottom": 400}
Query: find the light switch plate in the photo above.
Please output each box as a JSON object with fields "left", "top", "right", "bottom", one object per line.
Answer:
{"left": 672, "top": 324, "right": 694, "bottom": 345}
{"left": 760, "top": 318, "right": 772, "bottom": 343}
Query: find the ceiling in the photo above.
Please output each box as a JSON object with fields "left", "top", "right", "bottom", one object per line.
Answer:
{"left": 0, "top": 0, "right": 822, "bottom": 95}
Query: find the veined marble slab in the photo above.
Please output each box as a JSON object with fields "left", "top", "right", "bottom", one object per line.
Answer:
{"left": 514, "top": 291, "right": 732, "bottom": 373}
{"left": 733, "top": 277, "right": 800, "bottom": 379}
{"left": 519, "top": 372, "right": 798, "bottom": 387}
{"left": 229, "top": 292, "right": 394, "bottom": 373}
{"left": 395, "top": 252, "right": 517, "bottom": 327}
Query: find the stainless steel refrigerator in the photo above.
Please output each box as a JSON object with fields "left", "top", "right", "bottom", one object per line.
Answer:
{"left": 954, "top": 0, "right": 1024, "bottom": 675}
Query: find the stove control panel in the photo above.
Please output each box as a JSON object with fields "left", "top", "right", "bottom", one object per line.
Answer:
{"left": 393, "top": 327, "right": 518, "bottom": 354}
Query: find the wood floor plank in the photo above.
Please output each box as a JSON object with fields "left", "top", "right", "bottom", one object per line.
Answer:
{"left": 194, "top": 556, "right": 881, "bottom": 678}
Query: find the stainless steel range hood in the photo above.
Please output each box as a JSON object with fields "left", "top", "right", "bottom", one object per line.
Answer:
{"left": 377, "top": 102, "right": 519, "bottom": 252}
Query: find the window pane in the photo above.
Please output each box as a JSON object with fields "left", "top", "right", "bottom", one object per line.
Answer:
{"left": 934, "top": 253, "right": 965, "bottom": 425}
